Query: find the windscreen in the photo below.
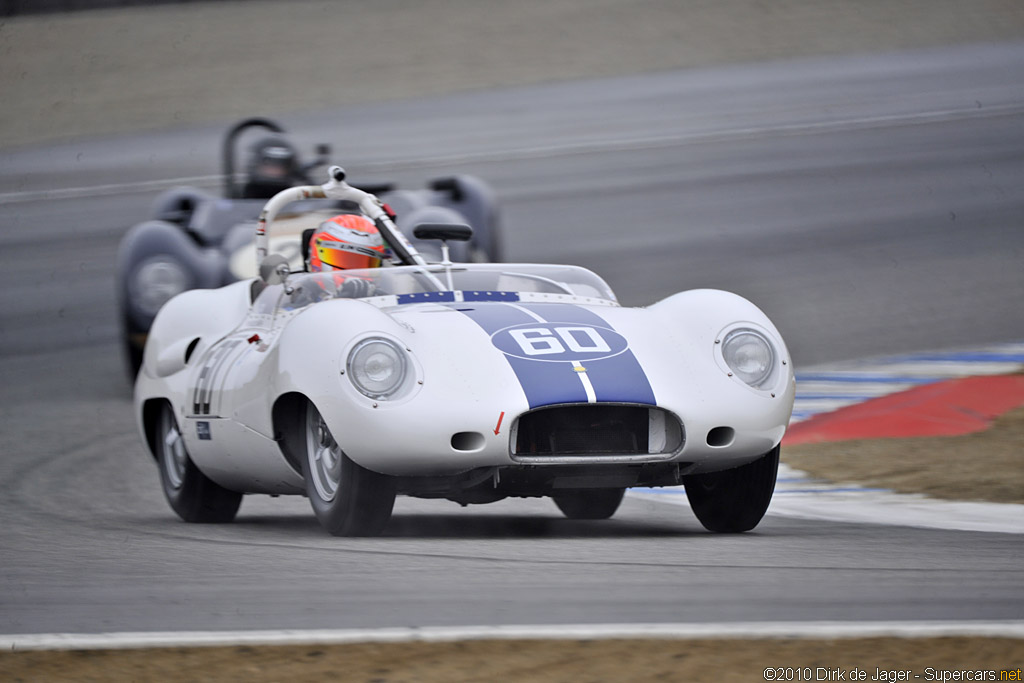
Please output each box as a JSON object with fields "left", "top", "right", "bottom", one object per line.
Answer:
{"left": 257, "top": 263, "right": 618, "bottom": 314}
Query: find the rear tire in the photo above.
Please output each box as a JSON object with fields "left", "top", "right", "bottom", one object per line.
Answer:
{"left": 552, "top": 488, "right": 626, "bottom": 520}
{"left": 683, "top": 445, "right": 780, "bottom": 533}
{"left": 155, "top": 402, "right": 242, "bottom": 523}
{"left": 301, "top": 401, "right": 396, "bottom": 536}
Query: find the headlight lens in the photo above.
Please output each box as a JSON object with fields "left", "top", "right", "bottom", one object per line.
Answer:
{"left": 347, "top": 338, "right": 408, "bottom": 399}
{"left": 722, "top": 329, "right": 774, "bottom": 387}
{"left": 131, "top": 257, "right": 190, "bottom": 316}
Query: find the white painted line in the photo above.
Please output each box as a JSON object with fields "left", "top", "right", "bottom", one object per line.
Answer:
{"left": 791, "top": 397, "right": 864, "bottom": 414}
{"left": 630, "top": 481, "right": 1024, "bottom": 534}
{"left": 794, "top": 380, "right": 919, "bottom": 397}
{"left": 0, "top": 175, "right": 222, "bottom": 204}
{"left": 767, "top": 486, "right": 1024, "bottom": 534}
{"left": 840, "top": 361, "right": 1024, "bottom": 378}
{"left": 4, "top": 621, "right": 1023, "bottom": 651}
{"left": 4, "top": 103, "right": 1022, "bottom": 206}
{"left": 365, "top": 102, "right": 1024, "bottom": 177}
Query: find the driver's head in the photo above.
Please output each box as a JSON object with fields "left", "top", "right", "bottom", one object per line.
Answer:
{"left": 243, "top": 136, "right": 300, "bottom": 198}
{"left": 307, "top": 214, "right": 386, "bottom": 272}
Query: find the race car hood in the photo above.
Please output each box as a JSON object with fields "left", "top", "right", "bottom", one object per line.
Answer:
{"left": 388, "top": 300, "right": 671, "bottom": 411}
{"left": 385, "top": 294, "right": 793, "bottom": 414}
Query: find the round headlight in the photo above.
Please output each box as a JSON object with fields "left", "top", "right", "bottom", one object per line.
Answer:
{"left": 347, "top": 338, "right": 408, "bottom": 399}
{"left": 722, "top": 329, "right": 774, "bottom": 388}
{"left": 131, "top": 257, "right": 190, "bottom": 317}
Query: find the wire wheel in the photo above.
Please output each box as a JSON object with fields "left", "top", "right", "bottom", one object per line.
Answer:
{"left": 306, "top": 407, "right": 344, "bottom": 502}
{"left": 300, "top": 401, "right": 396, "bottom": 536}
{"left": 153, "top": 402, "right": 241, "bottom": 523}
{"left": 160, "top": 407, "right": 188, "bottom": 490}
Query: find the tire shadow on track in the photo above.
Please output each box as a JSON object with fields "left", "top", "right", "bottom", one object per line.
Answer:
{"left": 383, "top": 513, "right": 697, "bottom": 539}
{"left": 211, "top": 513, "right": 704, "bottom": 540}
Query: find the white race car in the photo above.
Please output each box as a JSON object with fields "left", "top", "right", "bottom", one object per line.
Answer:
{"left": 134, "top": 167, "right": 796, "bottom": 536}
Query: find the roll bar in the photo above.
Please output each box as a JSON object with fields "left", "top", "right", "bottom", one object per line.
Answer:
{"left": 256, "top": 166, "right": 442, "bottom": 287}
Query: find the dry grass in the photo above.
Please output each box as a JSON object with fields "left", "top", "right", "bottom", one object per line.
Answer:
{"left": 3, "top": 637, "right": 1023, "bottom": 682}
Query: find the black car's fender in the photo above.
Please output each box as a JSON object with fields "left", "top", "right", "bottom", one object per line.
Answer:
{"left": 116, "top": 219, "right": 226, "bottom": 375}
{"left": 150, "top": 186, "right": 214, "bottom": 228}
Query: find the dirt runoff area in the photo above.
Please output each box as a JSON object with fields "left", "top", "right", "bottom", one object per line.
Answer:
{"left": 2, "top": 0, "right": 1024, "bottom": 148}
{"left": 2, "top": 636, "right": 1022, "bottom": 682}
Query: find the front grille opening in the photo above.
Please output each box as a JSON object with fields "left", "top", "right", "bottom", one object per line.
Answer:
{"left": 513, "top": 405, "right": 682, "bottom": 457}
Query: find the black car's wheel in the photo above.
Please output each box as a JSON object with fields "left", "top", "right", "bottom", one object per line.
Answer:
{"left": 155, "top": 402, "right": 242, "bottom": 523}
{"left": 683, "top": 445, "right": 780, "bottom": 533}
{"left": 301, "top": 401, "right": 396, "bottom": 537}
{"left": 122, "top": 320, "right": 145, "bottom": 378}
{"left": 552, "top": 488, "right": 626, "bottom": 520}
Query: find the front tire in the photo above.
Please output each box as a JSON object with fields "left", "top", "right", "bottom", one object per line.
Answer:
{"left": 552, "top": 488, "right": 625, "bottom": 520}
{"left": 683, "top": 445, "right": 780, "bottom": 533}
{"left": 121, "top": 313, "right": 148, "bottom": 379}
{"left": 301, "top": 401, "right": 396, "bottom": 536}
{"left": 155, "top": 402, "right": 242, "bottom": 523}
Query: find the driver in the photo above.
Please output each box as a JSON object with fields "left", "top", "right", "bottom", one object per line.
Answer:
{"left": 305, "top": 213, "right": 388, "bottom": 299}
{"left": 242, "top": 136, "right": 304, "bottom": 199}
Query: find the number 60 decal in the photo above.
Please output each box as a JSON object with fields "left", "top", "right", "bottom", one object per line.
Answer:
{"left": 492, "top": 323, "right": 629, "bottom": 362}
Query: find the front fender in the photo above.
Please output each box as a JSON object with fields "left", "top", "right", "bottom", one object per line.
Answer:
{"left": 273, "top": 298, "right": 414, "bottom": 406}
{"left": 642, "top": 289, "right": 795, "bottom": 466}
{"left": 272, "top": 299, "right": 530, "bottom": 476}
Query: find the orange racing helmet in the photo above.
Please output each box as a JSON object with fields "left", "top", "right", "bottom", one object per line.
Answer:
{"left": 306, "top": 214, "right": 387, "bottom": 272}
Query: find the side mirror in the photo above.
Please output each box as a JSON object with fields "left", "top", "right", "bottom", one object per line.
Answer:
{"left": 413, "top": 223, "right": 473, "bottom": 242}
{"left": 259, "top": 253, "right": 291, "bottom": 285}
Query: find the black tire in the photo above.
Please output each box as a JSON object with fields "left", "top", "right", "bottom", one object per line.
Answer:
{"left": 122, "top": 322, "right": 145, "bottom": 379}
{"left": 552, "top": 488, "right": 626, "bottom": 520}
{"left": 155, "top": 403, "right": 242, "bottom": 523}
{"left": 300, "top": 401, "right": 396, "bottom": 537}
{"left": 683, "top": 445, "right": 780, "bottom": 533}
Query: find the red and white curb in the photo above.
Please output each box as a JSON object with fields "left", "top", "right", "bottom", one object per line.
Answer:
{"left": 4, "top": 621, "right": 1024, "bottom": 652}
{"left": 632, "top": 342, "right": 1024, "bottom": 534}
{"left": 788, "top": 341, "right": 1024, "bottom": 424}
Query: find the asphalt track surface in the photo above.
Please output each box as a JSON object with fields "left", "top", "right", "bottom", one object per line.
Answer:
{"left": 1, "top": 43, "right": 1023, "bottom": 635}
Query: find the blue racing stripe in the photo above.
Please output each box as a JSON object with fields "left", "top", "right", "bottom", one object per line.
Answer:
{"left": 518, "top": 303, "right": 657, "bottom": 406}
{"left": 449, "top": 303, "right": 587, "bottom": 408}
{"left": 398, "top": 291, "right": 455, "bottom": 304}
{"left": 451, "top": 302, "right": 656, "bottom": 409}
{"left": 462, "top": 291, "right": 520, "bottom": 302}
